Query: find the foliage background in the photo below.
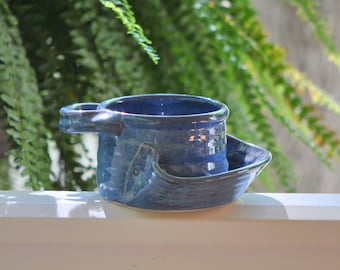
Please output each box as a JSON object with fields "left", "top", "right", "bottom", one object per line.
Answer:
{"left": 0, "top": 0, "right": 339, "bottom": 191}
{"left": 253, "top": 0, "right": 340, "bottom": 192}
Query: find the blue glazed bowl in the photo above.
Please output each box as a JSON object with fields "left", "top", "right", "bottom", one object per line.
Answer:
{"left": 59, "top": 94, "right": 271, "bottom": 210}
{"left": 98, "top": 134, "right": 271, "bottom": 210}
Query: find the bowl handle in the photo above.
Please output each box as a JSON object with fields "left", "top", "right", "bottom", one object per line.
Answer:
{"left": 59, "top": 103, "right": 123, "bottom": 135}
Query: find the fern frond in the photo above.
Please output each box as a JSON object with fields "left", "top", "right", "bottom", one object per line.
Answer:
{"left": 212, "top": 0, "right": 340, "bottom": 164}
{"left": 285, "top": 66, "right": 340, "bottom": 114}
{"left": 285, "top": 0, "right": 340, "bottom": 70}
{"left": 10, "top": 0, "right": 98, "bottom": 190}
{"left": 61, "top": 2, "right": 116, "bottom": 100}
{"left": 185, "top": 0, "right": 298, "bottom": 190}
{"left": 0, "top": 0, "right": 51, "bottom": 189}
{"left": 0, "top": 157, "right": 11, "bottom": 189}
{"left": 87, "top": 1, "right": 153, "bottom": 96}
{"left": 130, "top": 0, "right": 211, "bottom": 94}
{"left": 99, "top": 0, "right": 159, "bottom": 64}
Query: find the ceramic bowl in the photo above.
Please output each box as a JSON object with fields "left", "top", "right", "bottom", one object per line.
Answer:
{"left": 99, "top": 134, "right": 272, "bottom": 210}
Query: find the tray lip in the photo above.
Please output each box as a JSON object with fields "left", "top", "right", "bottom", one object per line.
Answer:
{"left": 153, "top": 134, "right": 272, "bottom": 181}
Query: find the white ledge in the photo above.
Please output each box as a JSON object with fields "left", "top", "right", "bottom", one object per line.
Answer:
{"left": 1, "top": 191, "right": 340, "bottom": 270}
{"left": 1, "top": 190, "right": 340, "bottom": 220}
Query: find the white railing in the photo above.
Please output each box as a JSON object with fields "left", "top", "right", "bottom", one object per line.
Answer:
{"left": 1, "top": 191, "right": 340, "bottom": 270}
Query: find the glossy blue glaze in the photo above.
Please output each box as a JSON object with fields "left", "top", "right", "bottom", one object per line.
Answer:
{"left": 98, "top": 134, "right": 271, "bottom": 210}
{"left": 59, "top": 94, "right": 271, "bottom": 210}
{"left": 60, "top": 94, "right": 229, "bottom": 177}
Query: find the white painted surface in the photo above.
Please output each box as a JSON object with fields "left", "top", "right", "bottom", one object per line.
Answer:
{"left": 0, "top": 191, "right": 340, "bottom": 269}
{"left": 1, "top": 191, "right": 340, "bottom": 220}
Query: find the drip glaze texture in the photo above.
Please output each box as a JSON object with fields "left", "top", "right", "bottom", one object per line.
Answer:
{"left": 60, "top": 94, "right": 271, "bottom": 210}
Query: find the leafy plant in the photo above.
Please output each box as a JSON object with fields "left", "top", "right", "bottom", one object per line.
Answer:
{"left": 0, "top": 0, "right": 339, "bottom": 191}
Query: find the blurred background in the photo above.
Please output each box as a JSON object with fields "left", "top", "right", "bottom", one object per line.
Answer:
{"left": 252, "top": 0, "right": 340, "bottom": 192}
{"left": 1, "top": 0, "right": 339, "bottom": 192}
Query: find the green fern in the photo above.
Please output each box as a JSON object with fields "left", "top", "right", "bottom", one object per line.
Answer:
{"left": 0, "top": 0, "right": 51, "bottom": 189}
{"left": 62, "top": 1, "right": 115, "bottom": 100}
{"left": 285, "top": 0, "right": 340, "bottom": 70}
{"left": 285, "top": 66, "right": 340, "bottom": 115}
{"left": 88, "top": 1, "right": 153, "bottom": 96}
{"left": 10, "top": 0, "right": 99, "bottom": 190}
{"left": 181, "top": 0, "right": 298, "bottom": 190}
{"left": 99, "top": 0, "right": 159, "bottom": 64}
{"left": 210, "top": 0, "right": 340, "bottom": 165}
{"left": 1, "top": 0, "right": 340, "bottom": 192}
{"left": 130, "top": 0, "right": 210, "bottom": 94}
